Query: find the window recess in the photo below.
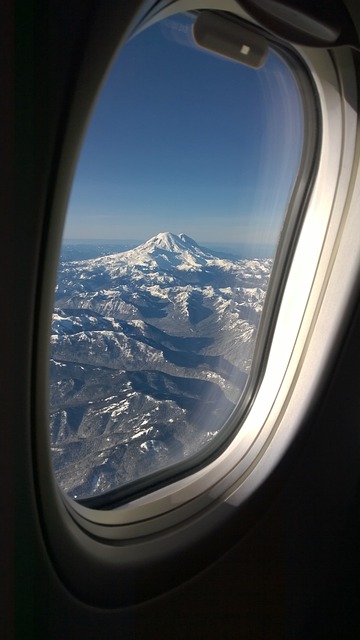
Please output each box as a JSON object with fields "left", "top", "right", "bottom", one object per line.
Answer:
{"left": 48, "top": 10, "right": 316, "bottom": 508}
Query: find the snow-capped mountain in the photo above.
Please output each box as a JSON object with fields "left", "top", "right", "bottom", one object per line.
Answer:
{"left": 51, "top": 233, "right": 272, "bottom": 499}
{"left": 94, "top": 231, "right": 221, "bottom": 267}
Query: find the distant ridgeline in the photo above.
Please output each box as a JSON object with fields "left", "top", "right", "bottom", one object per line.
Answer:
{"left": 50, "top": 232, "right": 272, "bottom": 499}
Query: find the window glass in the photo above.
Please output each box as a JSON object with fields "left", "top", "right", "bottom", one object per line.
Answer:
{"left": 50, "top": 13, "right": 304, "bottom": 500}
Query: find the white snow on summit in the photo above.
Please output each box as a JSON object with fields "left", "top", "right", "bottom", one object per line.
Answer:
{"left": 84, "top": 232, "right": 234, "bottom": 274}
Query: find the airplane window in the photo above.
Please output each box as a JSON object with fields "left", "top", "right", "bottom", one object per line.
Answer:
{"left": 49, "top": 12, "right": 304, "bottom": 502}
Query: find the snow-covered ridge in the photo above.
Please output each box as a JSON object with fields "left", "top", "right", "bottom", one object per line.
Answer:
{"left": 142, "top": 231, "right": 200, "bottom": 253}
{"left": 74, "top": 231, "right": 239, "bottom": 274}
{"left": 54, "top": 232, "right": 272, "bottom": 336}
{"left": 50, "top": 232, "right": 273, "bottom": 499}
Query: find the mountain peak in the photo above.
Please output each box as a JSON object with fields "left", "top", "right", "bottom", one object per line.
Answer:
{"left": 144, "top": 232, "right": 199, "bottom": 253}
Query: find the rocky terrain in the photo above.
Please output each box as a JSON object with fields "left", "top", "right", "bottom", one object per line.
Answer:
{"left": 50, "top": 232, "right": 272, "bottom": 499}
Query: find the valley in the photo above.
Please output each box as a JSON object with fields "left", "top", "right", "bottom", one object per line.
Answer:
{"left": 50, "top": 232, "right": 272, "bottom": 499}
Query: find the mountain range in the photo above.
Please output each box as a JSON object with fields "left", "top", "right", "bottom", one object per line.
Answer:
{"left": 50, "top": 232, "right": 272, "bottom": 499}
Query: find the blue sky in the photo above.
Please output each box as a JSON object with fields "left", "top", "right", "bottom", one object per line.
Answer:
{"left": 64, "top": 13, "right": 303, "bottom": 251}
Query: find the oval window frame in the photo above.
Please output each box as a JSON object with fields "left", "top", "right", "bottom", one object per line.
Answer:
{"left": 34, "top": 0, "right": 359, "bottom": 607}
